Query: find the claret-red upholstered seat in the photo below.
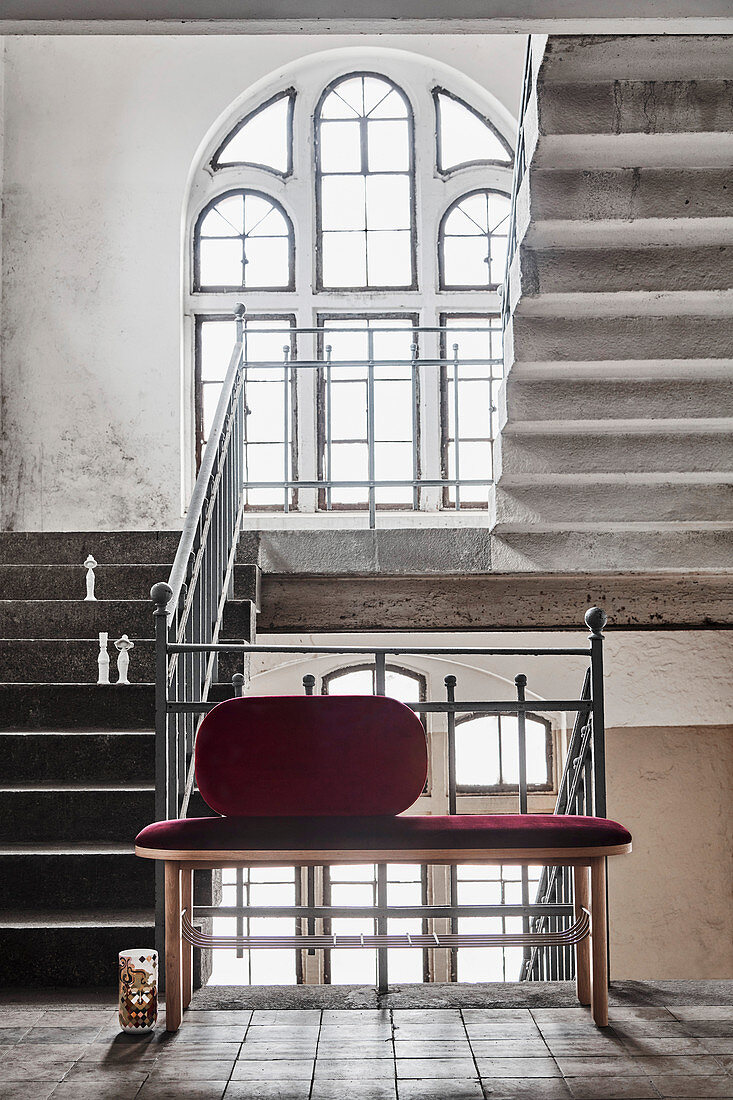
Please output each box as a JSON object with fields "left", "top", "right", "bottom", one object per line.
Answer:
{"left": 136, "top": 695, "right": 631, "bottom": 1031}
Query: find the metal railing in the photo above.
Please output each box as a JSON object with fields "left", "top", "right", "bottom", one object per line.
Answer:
{"left": 150, "top": 576, "right": 608, "bottom": 988}
{"left": 202, "top": 316, "right": 502, "bottom": 529}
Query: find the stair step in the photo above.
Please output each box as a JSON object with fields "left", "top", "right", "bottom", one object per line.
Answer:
{"left": 538, "top": 79, "right": 733, "bottom": 136}
{"left": 540, "top": 35, "right": 733, "bottom": 84}
{"left": 495, "top": 430, "right": 733, "bottom": 480}
{"left": 502, "top": 376, "right": 733, "bottom": 423}
{"left": 509, "top": 315, "right": 733, "bottom": 364}
{"left": 502, "top": 418, "right": 733, "bottom": 436}
{"left": 0, "top": 684, "right": 155, "bottom": 730}
{"left": 0, "top": 599, "right": 154, "bottom": 639}
{"left": 492, "top": 482, "right": 733, "bottom": 530}
{"left": 0, "top": 531, "right": 178, "bottom": 565}
{"left": 0, "top": 638, "right": 155, "bottom": 684}
{"left": 0, "top": 731, "right": 154, "bottom": 783}
{"left": 0, "top": 786, "right": 213, "bottom": 841}
{"left": 517, "top": 246, "right": 733, "bottom": 298}
{"left": 491, "top": 530, "right": 733, "bottom": 575}
{"left": 534, "top": 131, "right": 733, "bottom": 170}
{"left": 0, "top": 564, "right": 169, "bottom": 600}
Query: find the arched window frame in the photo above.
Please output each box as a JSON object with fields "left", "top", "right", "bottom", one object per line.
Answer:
{"left": 433, "top": 86, "right": 514, "bottom": 175}
{"left": 313, "top": 71, "right": 418, "bottom": 292}
{"left": 438, "top": 187, "right": 512, "bottom": 292}
{"left": 210, "top": 88, "right": 296, "bottom": 177}
{"left": 455, "top": 710, "right": 553, "bottom": 794}
{"left": 192, "top": 188, "right": 296, "bottom": 294}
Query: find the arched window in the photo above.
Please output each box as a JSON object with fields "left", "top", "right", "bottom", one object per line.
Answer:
{"left": 194, "top": 190, "right": 294, "bottom": 292}
{"left": 187, "top": 53, "right": 515, "bottom": 513}
{"left": 315, "top": 73, "right": 416, "bottom": 290}
{"left": 439, "top": 189, "right": 511, "bottom": 290}
{"left": 455, "top": 712, "right": 552, "bottom": 792}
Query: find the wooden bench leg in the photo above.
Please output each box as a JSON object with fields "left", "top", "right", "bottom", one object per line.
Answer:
{"left": 165, "top": 861, "right": 182, "bottom": 1032}
{"left": 590, "top": 856, "right": 608, "bottom": 1027}
{"left": 573, "top": 864, "right": 591, "bottom": 1007}
{"left": 182, "top": 866, "right": 193, "bottom": 1011}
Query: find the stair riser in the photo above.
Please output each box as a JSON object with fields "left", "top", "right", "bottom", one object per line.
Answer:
{"left": 538, "top": 80, "right": 733, "bottom": 136}
{"left": 0, "top": 601, "right": 153, "bottom": 639}
{"left": 0, "top": 926, "right": 211, "bottom": 988}
{"left": 540, "top": 35, "right": 733, "bottom": 83}
{"left": 495, "top": 433, "right": 733, "bottom": 479}
{"left": 519, "top": 247, "right": 733, "bottom": 297}
{"left": 0, "top": 565, "right": 168, "bottom": 601}
{"left": 492, "top": 484, "right": 733, "bottom": 526}
{"left": 0, "top": 733, "right": 154, "bottom": 784}
{"left": 529, "top": 168, "right": 731, "bottom": 223}
{"left": 492, "top": 530, "right": 733, "bottom": 575}
{"left": 0, "top": 790, "right": 215, "bottom": 842}
{"left": 0, "top": 532, "right": 179, "bottom": 565}
{"left": 0, "top": 685, "right": 155, "bottom": 731}
{"left": 0, "top": 640, "right": 156, "bottom": 684}
{"left": 510, "top": 316, "right": 733, "bottom": 363}
{"left": 502, "top": 377, "right": 733, "bottom": 423}
{"left": 0, "top": 855, "right": 219, "bottom": 909}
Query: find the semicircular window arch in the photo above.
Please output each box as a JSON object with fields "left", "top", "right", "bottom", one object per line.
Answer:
{"left": 439, "top": 188, "right": 511, "bottom": 290}
{"left": 211, "top": 89, "right": 296, "bottom": 176}
{"left": 434, "top": 88, "right": 513, "bottom": 174}
{"left": 194, "top": 188, "right": 295, "bottom": 292}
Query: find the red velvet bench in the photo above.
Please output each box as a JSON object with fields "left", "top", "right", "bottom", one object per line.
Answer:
{"left": 135, "top": 694, "right": 631, "bottom": 1030}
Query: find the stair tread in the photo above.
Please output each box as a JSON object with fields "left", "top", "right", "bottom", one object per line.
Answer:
{"left": 0, "top": 909, "right": 154, "bottom": 927}
{"left": 1, "top": 782, "right": 155, "bottom": 792}
{"left": 0, "top": 843, "right": 136, "bottom": 854}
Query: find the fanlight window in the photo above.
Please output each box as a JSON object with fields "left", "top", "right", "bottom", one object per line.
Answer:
{"left": 316, "top": 73, "right": 415, "bottom": 290}
{"left": 455, "top": 713, "right": 552, "bottom": 791}
{"left": 195, "top": 190, "right": 294, "bottom": 291}
{"left": 439, "top": 189, "right": 511, "bottom": 290}
{"left": 211, "top": 89, "right": 295, "bottom": 175}
{"left": 434, "top": 89, "right": 513, "bottom": 173}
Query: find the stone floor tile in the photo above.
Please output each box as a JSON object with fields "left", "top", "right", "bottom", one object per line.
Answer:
{"left": 395, "top": 1057, "right": 477, "bottom": 1079}
{"left": 466, "top": 1010, "right": 534, "bottom": 1022}
{"left": 670, "top": 1009, "right": 733, "bottom": 1022}
{"left": 0, "top": 1084, "right": 58, "bottom": 1100}
{"left": 474, "top": 1056, "right": 562, "bottom": 1078}
{"left": 47, "top": 1069, "right": 148, "bottom": 1100}
{"left": 152, "top": 1041, "right": 243, "bottom": 1059}
{"left": 314, "top": 1058, "right": 396, "bottom": 1079}
{"left": 2, "top": 1045, "right": 83, "bottom": 1070}
{"left": 136, "top": 1084, "right": 229, "bottom": 1100}
{"left": 609, "top": 1009, "right": 680, "bottom": 1023}
{"left": 680, "top": 1023, "right": 733, "bottom": 1039}
{"left": 0, "top": 1026, "right": 34, "bottom": 1043}
{"left": 469, "top": 1038, "right": 552, "bottom": 1058}
{"left": 564, "top": 1077, "right": 660, "bottom": 1099}
{"left": 237, "top": 1043, "right": 319, "bottom": 1059}
{"left": 250, "top": 1027, "right": 320, "bottom": 1042}
{"left": 249, "top": 1011, "right": 318, "bottom": 1026}
{"left": 650, "top": 1075, "right": 733, "bottom": 1097}
{"left": 555, "top": 1056, "right": 649, "bottom": 1077}
{"left": 393, "top": 1040, "right": 472, "bottom": 1058}
{"left": 397, "top": 1080, "right": 483, "bottom": 1099}
{"left": 632, "top": 1056, "right": 728, "bottom": 1076}
{"left": 618, "top": 1036, "right": 712, "bottom": 1056}
{"left": 464, "top": 1020, "right": 543, "bottom": 1040}
{"left": 394, "top": 1010, "right": 462, "bottom": 1022}
{"left": 0, "top": 1010, "right": 44, "bottom": 1027}
{"left": 613, "top": 1021, "right": 700, "bottom": 1039}
{"left": 322, "top": 1010, "right": 390, "bottom": 1019}
{"left": 699, "top": 1040, "right": 733, "bottom": 1056}
{"left": 36, "top": 1011, "right": 111, "bottom": 1029}
{"left": 0, "top": 1063, "right": 72, "bottom": 1083}
{"left": 185, "top": 1011, "right": 253, "bottom": 1026}
{"left": 392, "top": 1023, "right": 466, "bottom": 1039}
{"left": 477, "top": 1079, "right": 572, "bottom": 1099}
{"left": 316, "top": 1039, "right": 392, "bottom": 1058}
{"left": 167, "top": 1024, "right": 248, "bottom": 1042}
{"left": 230, "top": 1059, "right": 315, "bottom": 1081}
{"left": 319, "top": 1023, "right": 391, "bottom": 1034}
{"left": 20, "top": 1027, "right": 101, "bottom": 1045}
{"left": 144, "top": 1058, "right": 236, "bottom": 1081}
{"left": 224, "top": 1085, "right": 310, "bottom": 1100}
{"left": 310, "top": 1081, "right": 396, "bottom": 1100}
{"left": 79, "top": 1038, "right": 161, "bottom": 1064}
{"left": 544, "top": 1037, "right": 628, "bottom": 1058}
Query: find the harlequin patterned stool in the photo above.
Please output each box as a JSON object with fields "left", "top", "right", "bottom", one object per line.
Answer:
{"left": 118, "top": 949, "right": 158, "bottom": 1032}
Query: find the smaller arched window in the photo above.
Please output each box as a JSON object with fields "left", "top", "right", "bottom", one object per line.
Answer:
{"left": 315, "top": 73, "right": 416, "bottom": 291}
{"left": 433, "top": 89, "right": 513, "bottom": 174}
{"left": 455, "top": 713, "right": 552, "bottom": 793}
{"left": 211, "top": 89, "right": 295, "bottom": 176}
{"left": 194, "top": 189, "right": 295, "bottom": 292}
{"left": 439, "top": 189, "right": 511, "bottom": 290}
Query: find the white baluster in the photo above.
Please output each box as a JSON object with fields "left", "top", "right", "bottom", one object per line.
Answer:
{"left": 84, "top": 555, "right": 98, "bottom": 601}
{"left": 97, "top": 632, "right": 110, "bottom": 685}
{"left": 114, "top": 634, "right": 135, "bottom": 685}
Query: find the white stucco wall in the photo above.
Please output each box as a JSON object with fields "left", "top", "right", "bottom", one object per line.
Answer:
{"left": 0, "top": 33, "right": 525, "bottom": 531}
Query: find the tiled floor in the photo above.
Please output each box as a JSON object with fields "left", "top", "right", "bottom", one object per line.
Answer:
{"left": 1, "top": 1002, "right": 733, "bottom": 1100}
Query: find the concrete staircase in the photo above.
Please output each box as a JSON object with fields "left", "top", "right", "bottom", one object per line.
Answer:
{"left": 0, "top": 532, "right": 258, "bottom": 986}
{"left": 496, "top": 34, "right": 733, "bottom": 569}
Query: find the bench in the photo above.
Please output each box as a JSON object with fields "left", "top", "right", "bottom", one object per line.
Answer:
{"left": 135, "top": 693, "right": 631, "bottom": 1031}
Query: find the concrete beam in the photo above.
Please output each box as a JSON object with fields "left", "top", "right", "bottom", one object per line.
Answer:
{"left": 258, "top": 572, "right": 733, "bottom": 632}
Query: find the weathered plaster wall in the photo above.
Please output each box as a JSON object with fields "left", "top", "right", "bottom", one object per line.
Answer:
{"left": 0, "top": 33, "right": 525, "bottom": 531}
{"left": 253, "top": 627, "right": 733, "bottom": 979}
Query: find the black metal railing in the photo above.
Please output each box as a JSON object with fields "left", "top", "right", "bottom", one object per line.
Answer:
{"left": 150, "top": 584, "right": 608, "bottom": 988}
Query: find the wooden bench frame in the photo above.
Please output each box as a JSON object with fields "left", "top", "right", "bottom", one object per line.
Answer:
{"left": 136, "top": 840, "right": 631, "bottom": 1031}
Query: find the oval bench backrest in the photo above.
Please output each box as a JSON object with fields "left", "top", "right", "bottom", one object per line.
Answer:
{"left": 195, "top": 695, "right": 428, "bottom": 817}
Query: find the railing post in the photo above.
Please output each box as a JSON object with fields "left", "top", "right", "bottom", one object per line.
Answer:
{"left": 586, "top": 607, "right": 608, "bottom": 819}
{"left": 515, "top": 674, "right": 531, "bottom": 976}
{"left": 445, "top": 675, "right": 458, "bottom": 981}
{"left": 303, "top": 674, "right": 316, "bottom": 696}
{"left": 151, "top": 581, "right": 173, "bottom": 986}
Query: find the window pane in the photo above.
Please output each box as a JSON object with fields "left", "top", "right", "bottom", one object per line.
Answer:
{"left": 199, "top": 320, "right": 237, "bottom": 383}
{"left": 243, "top": 237, "right": 290, "bottom": 288}
{"left": 320, "top": 120, "right": 361, "bottom": 172}
{"left": 456, "top": 441, "right": 492, "bottom": 496}
{"left": 456, "top": 716, "right": 500, "bottom": 787}
{"left": 443, "top": 235, "right": 490, "bottom": 287}
{"left": 215, "top": 94, "right": 291, "bottom": 173}
{"left": 330, "top": 382, "right": 367, "bottom": 441}
{"left": 322, "top": 231, "right": 367, "bottom": 287}
{"left": 200, "top": 193, "right": 244, "bottom": 236}
{"left": 321, "top": 176, "right": 367, "bottom": 232}
{"left": 245, "top": 380, "right": 285, "bottom": 443}
{"left": 364, "top": 77, "right": 405, "bottom": 117}
{"left": 200, "top": 238, "right": 243, "bottom": 288}
{"left": 365, "top": 175, "right": 411, "bottom": 231}
{"left": 456, "top": 380, "right": 492, "bottom": 439}
{"left": 327, "top": 669, "right": 374, "bottom": 694}
{"left": 366, "top": 230, "right": 412, "bottom": 287}
{"left": 323, "top": 77, "right": 364, "bottom": 118}
{"left": 437, "top": 92, "right": 511, "bottom": 171}
{"left": 374, "top": 381, "right": 412, "bottom": 442}
{"left": 368, "top": 120, "right": 409, "bottom": 171}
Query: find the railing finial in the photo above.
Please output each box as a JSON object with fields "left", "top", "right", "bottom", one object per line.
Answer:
{"left": 585, "top": 607, "right": 607, "bottom": 638}
{"left": 233, "top": 302, "right": 246, "bottom": 320}
{"left": 151, "top": 581, "right": 173, "bottom": 614}
{"left": 514, "top": 673, "right": 527, "bottom": 689}
{"left": 303, "top": 674, "right": 316, "bottom": 696}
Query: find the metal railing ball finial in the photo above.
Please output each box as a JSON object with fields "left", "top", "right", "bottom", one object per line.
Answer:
{"left": 585, "top": 607, "right": 607, "bottom": 637}
{"left": 514, "top": 673, "right": 528, "bottom": 689}
{"left": 151, "top": 582, "right": 173, "bottom": 613}
{"left": 303, "top": 674, "right": 316, "bottom": 696}
{"left": 233, "top": 302, "right": 246, "bottom": 320}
